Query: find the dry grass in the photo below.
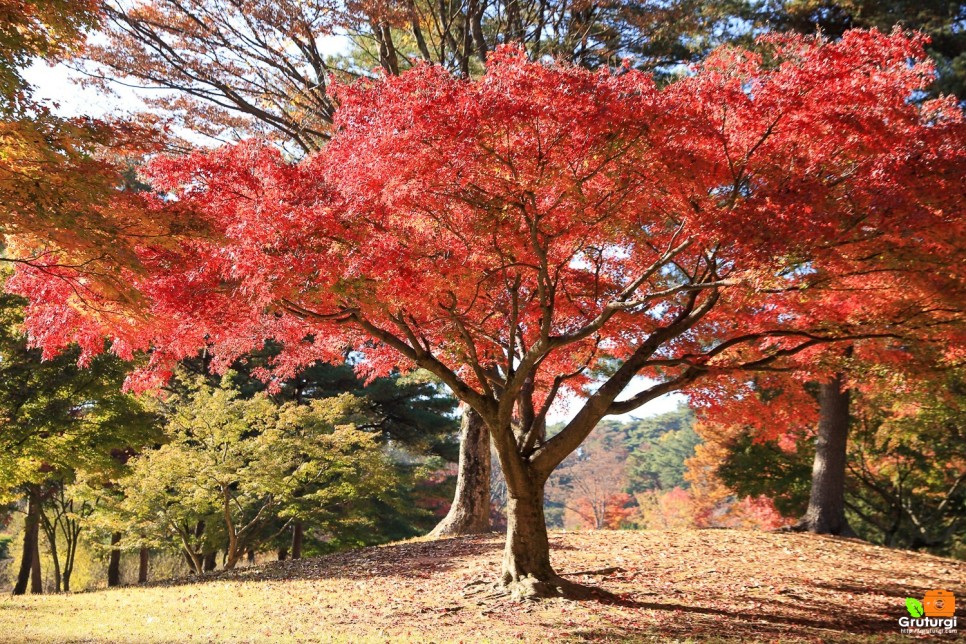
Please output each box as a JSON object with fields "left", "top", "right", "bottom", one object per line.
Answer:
{"left": 1, "top": 529, "right": 963, "bottom": 643}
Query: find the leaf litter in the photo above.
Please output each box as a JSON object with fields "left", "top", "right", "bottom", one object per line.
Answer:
{"left": 0, "top": 529, "right": 962, "bottom": 643}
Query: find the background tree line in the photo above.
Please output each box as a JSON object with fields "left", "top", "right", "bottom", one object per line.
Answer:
{"left": 537, "top": 386, "right": 964, "bottom": 560}
{"left": 0, "top": 288, "right": 463, "bottom": 593}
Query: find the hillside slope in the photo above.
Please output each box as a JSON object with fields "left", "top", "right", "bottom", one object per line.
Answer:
{"left": 1, "top": 530, "right": 962, "bottom": 642}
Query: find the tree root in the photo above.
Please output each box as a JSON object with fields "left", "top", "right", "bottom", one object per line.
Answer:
{"left": 778, "top": 520, "right": 859, "bottom": 539}
{"left": 500, "top": 574, "right": 617, "bottom": 601}
{"left": 561, "top": 566, "right": 625, "bottom": 577}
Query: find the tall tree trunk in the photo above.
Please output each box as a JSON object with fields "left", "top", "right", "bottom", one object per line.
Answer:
{"left": 797, "top": 375, "right": 857, "bottom": 537}
{"left": 138, "top": 547, "right": 149, "bottom": 584}
{"left": 14, "top": 487, "right": 41, "bottom": 595}
{"left": 107, "top": 532, "right": 122, "bottom": 587}
{"left": 48, "top": 541, "right": 61, "bottom": 593}
{"left": 221, "top": 485, "right": 244, "bottom": 570}
{"left": 221, "top": 487, "right": 239, "bottom": 570}
{"left": 291, "top": 521, "right": 303, "bottom": 560}
{"left": 30, "top": 522, "right": 42, "bottom": 594}
{"left": 429, "top": 408, "right": 491, "bottom": 537}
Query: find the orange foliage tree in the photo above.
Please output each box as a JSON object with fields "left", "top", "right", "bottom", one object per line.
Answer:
{"left": 549, "top": 425, "right": 636, "bottom": 530}
{"left": 1, "top": 1, "right": 178, "bottom": 320}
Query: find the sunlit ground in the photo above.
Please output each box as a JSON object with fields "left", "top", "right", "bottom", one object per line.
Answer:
{"left": 1, "top": 530, "right": 961, "bottom": 643}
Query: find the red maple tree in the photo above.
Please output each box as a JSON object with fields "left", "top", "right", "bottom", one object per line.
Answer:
{"left": 11, "top": 30, "right": 964, "bottom": 596}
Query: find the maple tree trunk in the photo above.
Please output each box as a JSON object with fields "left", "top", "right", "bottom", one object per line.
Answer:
{"left": 797, "top": 375, "right": 857, "bottom": 537}
{"left": 14, "top": 487, "right": 41, "bottom": 595}
{"left": 183, "top": 520, "right": 205, "bottom": 574}
{"left": 430, "top": 408, "right": 491, "bottom": 537}
{"left": 291, "top": 522, "right": 303, "bottom": 560}
{"left": 138, "top": 547, "right": 149, "bottom": 584}
{"left": 62, "top": 523, "right": 81, "bottom": 593}
{"left": 495, "top": 440, "right": 593, "bottom": 599}
{"left": 498, "top": 473, "right": 599, "bottom": 599}
{"left": 221, "top": 487, "right": 240, "bottom": 570}
{"left": 38, "top": 506, "right": 61, "bottom": 593}
{"left": 502, "top": 483, "right": 555, "bottom": 588}
{"left": 490, "top": 417, "right": 604, "bottom": 600}
{"left": 224, "top": 551, "right": 241, "bottom": 570}
{"left": 224, "top": 531, "right": 242, "bottom": 570}
{"left": 49, "top": 543, "right": 61, "bottom": 593}
{"left": 183, "top": 549, "right": 199, "bottom": 574}
{"left": 107, "top": 532, "right": 122, "bottom": 587}
{"left": 184, "top": 550, "right": 203, "bottom": 575}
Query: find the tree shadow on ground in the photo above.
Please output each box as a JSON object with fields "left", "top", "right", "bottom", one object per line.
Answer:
{"left": 810, "top": 578, "right": 944, "bottom": 600}
{"left": 140, "top": 533, "right": 637, "bottom": 607}
{"left": 635, "top": 598, "right": 898, "bottom": 633}
{"left": 565, "top": 594, "right": 905, "bottom": 642}
{"left": 145, "top": 533, "right": 506, "bottom": 589}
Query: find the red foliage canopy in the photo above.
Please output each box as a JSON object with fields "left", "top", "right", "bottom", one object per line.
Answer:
{"left": 11, "top": 30, "right": 964, "bottom": 477}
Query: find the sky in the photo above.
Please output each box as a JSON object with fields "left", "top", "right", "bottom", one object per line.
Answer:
{"left": 23, "top": 59, "right": 140, "bottom": 118}
{"left": 552, "top": 378, "right": 687, "bottom": 423}
{"left": 23, "top": 30, "right": 354, "bottom": 118}
{"left": 22, "top": 55, "right": 688, "bottom": 424}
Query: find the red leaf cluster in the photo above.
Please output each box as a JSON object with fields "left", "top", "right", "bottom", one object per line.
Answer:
{"left": 11, "top": 31, "right": 964, "bottom": 424}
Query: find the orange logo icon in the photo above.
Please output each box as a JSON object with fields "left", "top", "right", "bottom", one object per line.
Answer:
{"left": 923, "top": 590, "right": 956, "bottom": 618}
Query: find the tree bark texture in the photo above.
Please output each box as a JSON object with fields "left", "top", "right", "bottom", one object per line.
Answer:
{"left": 799, "top": 375, "right": 857, "bottom": 537}
{"left": 38, "top": 507, "right": 60, "bottom": 592}
{"left": 291, "top": 521, "right": 304, "bottom": 560}
{"left": 183, "top": 520, "right": 205, "bottom": 574}
{"left": 30, "top": 512, "right": 42, "bottom": 593}
{"left": 13, "top": 487, "right": 41, "bottom": 595}
{"left": 429, "top": 408, "right": 491, "bottom": 537}
{"left": 62, "top": 516, "right": 82, "bottom": 592}
{"left": 138, "top": 547, "right": 149, "bottom": 584}
{"left": 107, "top": 532, "right": 122, "bottom": 587}
{"left": 490, "top": 428, "right": 583, "bottom": 598}
{"left": 502, "top": 484, "right": 555, "bottom": 588}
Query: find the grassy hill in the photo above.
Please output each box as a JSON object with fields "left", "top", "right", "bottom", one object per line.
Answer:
{"left": 1, "top": 529, "right": 962, "bottom": 643}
